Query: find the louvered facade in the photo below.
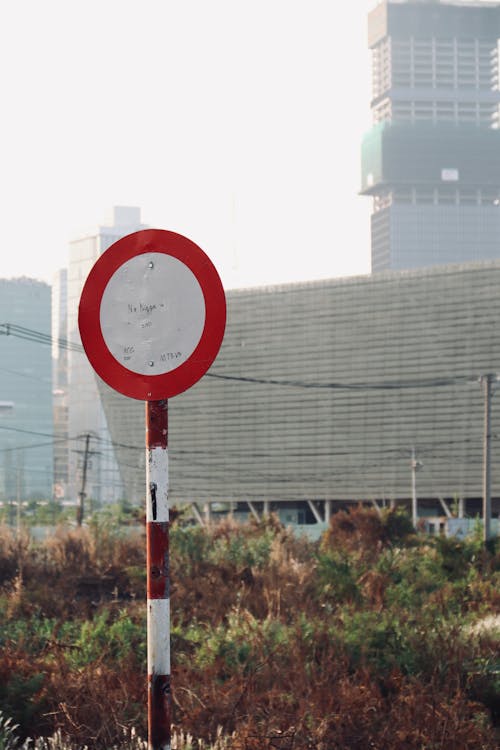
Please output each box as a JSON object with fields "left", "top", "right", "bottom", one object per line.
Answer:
{"left": 98, "top": 262, "right": 500, "bottom": 519}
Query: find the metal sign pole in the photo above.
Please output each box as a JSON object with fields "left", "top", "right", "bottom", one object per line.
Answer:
{"left": 78, "top": 229, "right": 226, "bottom": 747}
{"left": 146, "top": 399, "right": 171, "bottom": 750}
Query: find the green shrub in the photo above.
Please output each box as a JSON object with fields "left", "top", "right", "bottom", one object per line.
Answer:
{"left": 315, "top": 551, "right": 361, "bottom": 605}
{"left": 1, "top": 519, "right": 499, "bottom": 747}
{"left": 381, "top": 507, "right": 416, "bottom": 543}
{"left": 67, "top": 608, "right": 145, "bottom": 668}
{"left": 209, "top": 529, "right": 273, "bottom": 569}
{"left": 170, "top": 525, "right": 212, "bottom": 572}
{"left": 0, "top": 673, "right": 46, "bottom": 740}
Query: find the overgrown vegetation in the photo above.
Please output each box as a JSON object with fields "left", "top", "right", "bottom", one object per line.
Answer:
{"left": 0, "top": 507, "right": 499, "bottom": 748}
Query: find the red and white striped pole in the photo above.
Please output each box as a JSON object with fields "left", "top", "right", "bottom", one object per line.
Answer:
{"left": 146, "top": 399, "right": 171, "bottom": 750}
{"left": 78, "top": 230, "right": 226, "bottom": 750}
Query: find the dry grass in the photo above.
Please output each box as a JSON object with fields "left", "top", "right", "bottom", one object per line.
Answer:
{"left": 0, "top": 511, "right": 499, "bottom": 748}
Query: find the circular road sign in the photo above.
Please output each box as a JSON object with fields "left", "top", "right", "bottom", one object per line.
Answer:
{"left": 78, "top": 229, "right": 226, "bottom": 400}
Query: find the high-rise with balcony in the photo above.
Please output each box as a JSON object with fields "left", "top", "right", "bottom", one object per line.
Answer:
{"left": 361, "top": 0, "right": 500, "bottom": 272}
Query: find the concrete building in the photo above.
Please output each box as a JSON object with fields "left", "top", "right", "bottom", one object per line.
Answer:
{"left": 97, "top": 261, "right": 500, "bottom": 525}
{"left": 361, "top": 0, "right": 500, "bottom": 272}
{"left": 66, "top": 206, "right": 147, "bottom": 507}
{"left": 0, "top": 278, "right": 53, "bottom": 502}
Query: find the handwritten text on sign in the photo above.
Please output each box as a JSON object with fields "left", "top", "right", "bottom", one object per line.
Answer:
{"left": 99, "top": 253, "right": 206, "bottom": 376}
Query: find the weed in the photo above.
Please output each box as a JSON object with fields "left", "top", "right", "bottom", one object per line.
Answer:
{"left": 0, "top": 512, "right": 499, "bottom": 747}
{"left": 0, "top": 711, "right": 21, "bottom": 750}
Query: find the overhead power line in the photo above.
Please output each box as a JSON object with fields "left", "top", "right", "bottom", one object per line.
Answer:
{"left": 0, "top": 439, "right": 68, "bottom": 454}
{"left": 0, "top": 420, "right": 489, "bottom": 462}
{"left": 0, "top": 323, "right": 83, "bottom": 353}
{"left": 0, "top": 425, "right": 72, "bottom": 439}
{"left": 0, "top": 322, "right": 484, "bottom": 391}
{"left": 0, "top": 365, "right": 51, "bottom": 383}
{"left": 206, "top": 371, "right": 476, "bottom": 391}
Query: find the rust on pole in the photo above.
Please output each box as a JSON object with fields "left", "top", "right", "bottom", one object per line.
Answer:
{"left": 146, "top": 399, "right": 171, "bottom": 750}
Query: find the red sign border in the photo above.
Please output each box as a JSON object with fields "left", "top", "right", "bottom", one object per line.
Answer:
{"left": 78, "top": 229, "right": 226, "bottom": 400}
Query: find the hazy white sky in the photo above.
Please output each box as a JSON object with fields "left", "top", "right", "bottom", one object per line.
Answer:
{"left": 0, "top": 0, "right": 375, "bottom": 290}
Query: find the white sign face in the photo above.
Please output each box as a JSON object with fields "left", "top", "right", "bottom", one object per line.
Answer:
{"left": 100, "top": 252, "right": 206, "bottom": 375}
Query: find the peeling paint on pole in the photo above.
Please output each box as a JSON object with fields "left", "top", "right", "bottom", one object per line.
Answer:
{"left": 146, "top": 400, "right": 171, "bottom": 750}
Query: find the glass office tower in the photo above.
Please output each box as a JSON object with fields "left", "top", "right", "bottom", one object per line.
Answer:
{"left": 361, "top": 0, "right": 500, "bottom": 271}
{"left": 0, "top": 278, "right": 52, "bottom": 502}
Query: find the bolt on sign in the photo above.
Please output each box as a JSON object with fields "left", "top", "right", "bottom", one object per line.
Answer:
{"left": 78, "top": 229, "right": 226, "bottom": 750}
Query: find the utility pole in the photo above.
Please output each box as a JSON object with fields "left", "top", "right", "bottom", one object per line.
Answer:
{"left": 480, "top": 374, "right": 494, "bottom": 545}
{"left": 411, "top": 447, "right": 422, "bottom": 530}
{"left": 16, "top": 451, "right": 21, "bottom": 535}
{"left": 77, "top": 434, "right": 91, "bottom": 527}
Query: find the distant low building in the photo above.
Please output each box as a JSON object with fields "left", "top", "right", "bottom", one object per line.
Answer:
{"left": 97, "top": 260, "right": 500, "bottom": 525}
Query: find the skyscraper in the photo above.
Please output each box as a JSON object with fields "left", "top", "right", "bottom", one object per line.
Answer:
{"left": 66, "top": 207, "right": 147, "bottom": 506}
{"left": 0, "top": 278, "right": 53, "bottom": 502}
{"left": 361, "top": 0, "right": 500, "bottom": 272}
